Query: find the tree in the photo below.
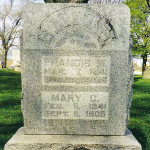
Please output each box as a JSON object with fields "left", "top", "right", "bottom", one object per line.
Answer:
{"left": 146, "top": 0, "right": 150, "bottom": 8}
{"left": 44, "top": 0, "right": 124, "bottom": 4}
{"left": 0, "top": 0, "right": 22, "bottom": 68}
{"left": 125, "top": 0, "right": 150, "bottom": 76}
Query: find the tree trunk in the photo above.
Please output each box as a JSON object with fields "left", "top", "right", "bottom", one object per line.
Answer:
{"left": 2, "top": 49, "right": 7, "bottom": 68}
{"left": 142, "top": 54, "right": 147, "bottom": 76}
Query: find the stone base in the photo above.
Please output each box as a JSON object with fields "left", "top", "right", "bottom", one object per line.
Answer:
{"left": 5, "top": 127, "right": 142, "bottom": 150}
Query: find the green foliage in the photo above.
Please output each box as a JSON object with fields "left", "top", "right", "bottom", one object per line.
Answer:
{"left": 125, "top": 0, "right": 150, "bottom": 55}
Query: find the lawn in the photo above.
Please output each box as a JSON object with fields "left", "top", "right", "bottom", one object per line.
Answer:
{"left": 0, "top": 69, "right": 23, "bottom": 150}
{"left": 0, "top": 69, "right": 150, "bottom": 150}
{"left": 128, "top": 75, "right": 150, "bottom": 150}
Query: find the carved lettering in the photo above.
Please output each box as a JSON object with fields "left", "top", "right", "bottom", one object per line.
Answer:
{"left": 44, "top": 103, "right": 62, "bottom": 109}
{"left": 42, "top": 92, "right": 109, "bottom": 120}
{"left": 42, "top": 56, "right": 110, "bottom": 85}
{"left": 75, "top": 95, "right": 81, "bottom": 102}
{"left": 44, "top": 110, "right": 62, "bottom": 117}
{"left": 86, "top": 111, "right": 106, "bottom": 117}
{"left": 61, "top": 95, "right": 66, "bottom": 101}
{"left": 52, "top": 94, "right": 59, "bottom": 101}
{"left": 74, "top": 103, "right": 79, "bottom": 109}
{"left": 90, "top": 94, "right": 98, "bottom": 102}
{"left": 89, "top": 103, "right": 106, "bottom": 109}
{"left": 63, "top": 111, "right": 69, "bottom": 116}
{"left": 68, "top": 94, "right": 74, "bottom": 102}
{"left": 51, "top": 94, "right": 82, "bottom": 102}
{"left": 74, "top": 110, "right": 79, "bottom": 117}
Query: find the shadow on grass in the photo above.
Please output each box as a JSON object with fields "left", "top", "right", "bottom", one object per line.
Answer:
{"left": 133, "top": 84, "right": 150, "bottom": 93}
{"left": 133, "top": 76, "right": 150, "bottom": 92}
{"left": 130, "top": 98, "right": 150, "bottom": 118}
{"left": 128, "top": 125, "right": 147, "bottom": 150}
{"left": 0, "top": 96, "right": 21, "bottom": 109}
{"left": 0, "top": 77, "right": 21, "bottom": 91}
{"left": 0, "top": 124, "right": 23, "bottom": 150}
{"left": 134, "top": 76, "right": 142, "bottom": 82}
{"left": 0, "top": 69, "right": 20, "bottom": 76}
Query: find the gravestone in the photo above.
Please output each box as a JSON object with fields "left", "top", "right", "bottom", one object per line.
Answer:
{"left": 12, "top": 50, "right": 21, "bottom": 71}
{"left": 0, "top": 52, "right": 2, "bottom": 68}
{"left": 143, "top": 66, "right": 150, "bottom": 79}
{"left": 5, "top": 3, "right": 142, "bottom": 150}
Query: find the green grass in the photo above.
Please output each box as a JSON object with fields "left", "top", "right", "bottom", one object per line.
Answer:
{"left": 0, "top": 69, "right": 150, "bottom": 150}
{"left": 127, "top": 75, "right": 150, "bottom": 150}
{"left": 0, "top": 69, "right": 23, "bottom": 150}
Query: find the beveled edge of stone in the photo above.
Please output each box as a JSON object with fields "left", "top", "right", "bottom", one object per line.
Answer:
{"left": 4, "top": 127, "right": 142, "bottom": 150}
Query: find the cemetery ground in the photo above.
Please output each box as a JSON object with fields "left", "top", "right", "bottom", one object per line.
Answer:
{"left": 0, "top": 69, "right": 150, "bottom": 150}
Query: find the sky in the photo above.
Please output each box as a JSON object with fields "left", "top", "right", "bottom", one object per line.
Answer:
{"left": 0, "top": 0, "right": 45, "bottom": 5}
{"left": 0, "top": 0, "right": 45, "bottom": 60}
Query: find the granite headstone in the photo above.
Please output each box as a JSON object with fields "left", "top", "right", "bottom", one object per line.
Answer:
{"left": 5, "top": 3, "right": 142, "bottom": 150}
{"left": 21, "top": 3, "right": 132, "bottom": 135}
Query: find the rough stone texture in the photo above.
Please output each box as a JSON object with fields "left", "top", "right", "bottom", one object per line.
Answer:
{"left": 125, "top": 37, "right": 133, "bottom": 127}
{"left": 4, "top": 127, "right": 142, "bottom": 150}
{"left": 21, "top": 4, "right": 132, "bottom": 135}
{"left": 143, "top": 66, "right": 150, "bottom": 79}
